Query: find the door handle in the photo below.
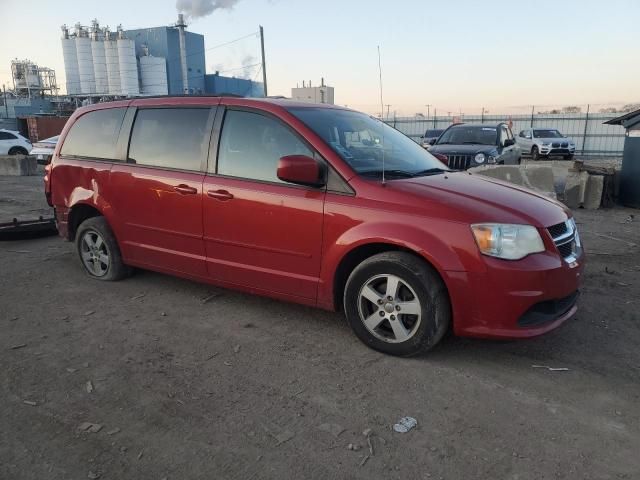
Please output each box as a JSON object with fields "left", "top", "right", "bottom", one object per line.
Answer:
{"left": 173, "top": 184, "right": 198, "bottom": 195}
{"left": 207, "top": 189, "right": 234, "bottom": 201}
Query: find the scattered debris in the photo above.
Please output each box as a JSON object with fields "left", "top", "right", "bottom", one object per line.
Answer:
{"left": 137, "top": 450, "right": 144, "bottom": 460}
{"left": 10, "top": 316, "right": 19, "bottom": 321}
{"left": 86, "top": 381, "right": 94, "bottom": 393}
{"left": 10, "top": 343, "right": 27, "bottom": 350}
{"left": 233, "top": 344, "right": 241, "bottom": 353}
{"left": 362, "top": 428, "right": 372, "bottom": 437}
{"left": 66, "top": 367, "right": 77, "bottom": 373}
{"left": 106, "top": 427, "right": 121, "bottom": 435}
{"left": 23, "top": 400, "right": 37, "bottom": 406}
{"left": 77, "top": 422, "right": 102, "bottom": 433}
{"left": 206, "top": 352, "right": 219, "bottom": 360}
{"left": 130, "top": 293, "right": 146, "bottom": 300}
{"left": 532, "top": 365, "right": 570, "bottom": 372}
{"left": 293, "top": 387, "right": 306, "bottom": 396}
{"left": 82, "top": 362, "right": 90, "bottom": 368}
{"left": 223, "top": 361, "right": 232, "bottom": 366}
{"left": 623, "top": 214, "right": 635, "bottom": 223}
{"left": 243, "top": 323, "right": 255, "bottom": 328}
{"left": 6, "top": 249, "right": 31, "bottom": 254}
{"left": 347, "top": 443, "right": 361, "bottom": 451}
{"left": 617, "top": 282, "right": 631, "bottom": 287}
{"left": 393, "top": 416, "right": 418, "bottom": 433}
{"left": 366, "top": 435, "right": 374, "bottom": 455}
{"left": 160, "top": 312, "right": 167, "bottom": 317}
{"left": 84, "top": 310, "right": 95, "bottom": 316}
{"left": 275, "top": 430, "right": 295, "bottom": 446}
{"left": 87, "top": 471, "right": 101, "bottom": 479}
{"left": 359, "top": 454, "right": 370, "bottom": 466}
{"left": 201, "top": 292, "right": 222, "bottom": 304}
{"left": 318, "top": 423, "right": 345, "bottom": 438}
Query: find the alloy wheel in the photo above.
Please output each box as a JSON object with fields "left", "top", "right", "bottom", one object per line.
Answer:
{"left": 357, "top": 274, "right": 422, "bottom": 343}
{"left": 80, "top": 230, "right": 110, "bottom": 277}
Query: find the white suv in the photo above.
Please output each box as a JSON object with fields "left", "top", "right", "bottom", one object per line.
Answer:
{"left": 517, "top": 128, "right": 576, "bottom": 161}
{"left": 0, "top": 129, "right": 32, "bottom": 155}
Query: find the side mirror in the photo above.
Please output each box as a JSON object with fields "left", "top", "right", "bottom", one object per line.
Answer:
{"left": 503, "top": 139, "right": 515, "bottom": 147}
{"left": 525, "top": 134, "right": 532, "bottom": 139}
{"left": 419, "top": 135, "right": 424, "bottom": 139}
{"left": 429, "top": 138, "right": 437, "bottom": 145}
{"left": 277, "top": 155, "right": 325, "bottom": 187}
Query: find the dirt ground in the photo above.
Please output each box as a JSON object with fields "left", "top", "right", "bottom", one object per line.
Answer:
{"left": 1, "top": 176, "right": 639, "bottom": 480}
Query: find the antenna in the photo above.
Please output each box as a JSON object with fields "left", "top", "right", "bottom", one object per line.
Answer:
{"left": 377, "top": 45, "right": 386, "bottom": 185}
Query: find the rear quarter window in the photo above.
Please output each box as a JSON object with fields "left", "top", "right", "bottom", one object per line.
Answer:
{"left": 60, "top": 108, "right": 126, "bottom": 159}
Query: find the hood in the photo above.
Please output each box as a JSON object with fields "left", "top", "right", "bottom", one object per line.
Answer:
{"left": 429, "top": 144, "right": 497, "bottom": 155}
{"left": 388, "top": 171, "right": 569, "bottom": 227}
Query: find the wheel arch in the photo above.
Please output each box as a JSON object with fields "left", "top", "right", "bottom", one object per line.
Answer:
{"left": 329, "top": 240, "right": 453, "bottom": 313}
{"left": 67, "top": 202, "right": 104, "bottom": 241}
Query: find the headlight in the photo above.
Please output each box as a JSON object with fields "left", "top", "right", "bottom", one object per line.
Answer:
{"left": 471, "top": 224, "right": 545, "bottom": 260}
{"left": 475, "top": 153, "right": 486, "bottom": 164}
{"left": 542, "top": 142, "right": 551, "bottom": 146}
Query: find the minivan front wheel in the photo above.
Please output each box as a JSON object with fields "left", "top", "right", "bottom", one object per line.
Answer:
{"left": 344, "top": 252, "right": 450, "bottom": 356}
{"left": 75, "top": 217, "right": 130, "bottom": 281}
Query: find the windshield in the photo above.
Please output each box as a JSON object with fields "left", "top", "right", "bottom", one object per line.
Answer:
{"left": 288, "top": 108, "right": 446, "bottom": 178}
{"left": 437, "top": 126, "right": 497, "bottom": 145}
{"left": 533, "top": 129, "right": 563, "bottom": 138}
{"left": 425, "top": 129, "right": 443, "bottom": 137}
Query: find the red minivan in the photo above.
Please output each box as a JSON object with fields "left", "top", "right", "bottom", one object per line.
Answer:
{"left": 44, "top": 96, "right": 585, "bottom": 356}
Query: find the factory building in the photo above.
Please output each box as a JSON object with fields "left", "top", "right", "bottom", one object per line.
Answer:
{"left": 60, "top": 16, "right": 263, "bottom": 98}
{"left": 291, "top": 79, "right": 334, "bottom": 105}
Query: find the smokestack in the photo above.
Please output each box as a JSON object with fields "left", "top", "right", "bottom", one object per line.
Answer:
{"left": 176, "top": 13, "right": 189, "bottom": 94}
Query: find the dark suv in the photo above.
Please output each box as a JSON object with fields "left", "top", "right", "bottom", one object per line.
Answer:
{"left": 428, "top": 123, "right": 521, "bottom": 170}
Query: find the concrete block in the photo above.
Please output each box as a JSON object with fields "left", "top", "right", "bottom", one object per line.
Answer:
{"left": 0, "top": 155, "right": 38, "bottom": 176}
{"left": 563, "top": 171, "right": 589, "bottom": 209}
{"left": 469, "top": 164, "right": 557, "bottom": 199}
{"left": 583, "top": 174, "right": 604, "bottom": 210}
{"left": 470, "top": 165, "right": 526, "bottom": 185}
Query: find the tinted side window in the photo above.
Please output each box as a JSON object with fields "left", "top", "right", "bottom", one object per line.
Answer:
{"left": 128, "top": 108, "right": 211, "bottom": 171}
{"left": 217, "top": 110, "right": 312, "bottom": 184}
{"left": 61, "top": 108, "right": 126, "bottom": 159}
{"left": 0, "top": 131, "right": 18, "bottom": 140}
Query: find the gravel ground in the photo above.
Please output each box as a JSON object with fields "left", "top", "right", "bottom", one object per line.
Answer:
{"left": 1, "top": 177, "right": 639, "bottom": 479}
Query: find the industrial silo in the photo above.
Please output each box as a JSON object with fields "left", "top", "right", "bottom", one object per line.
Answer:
{"left": 61, "top": 25, "right": 80, "bottom": 95}
{"left": 104, "top": 29, "right": 121, "bottom": 95}
{"left": 117, "top": 26, "right": 139, "bottom": 96}
{"left": 90, "top": 20, "right": 108, "bottom": 94}
{"left": 139, "top": 47, "right": 168, "bottom": 96}
{"left": 75, "top": 25, "right": 96, "bottom": 94}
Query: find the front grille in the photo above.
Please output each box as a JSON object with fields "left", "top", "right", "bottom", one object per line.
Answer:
{"left": 547, "top": 220, "right": 579, "bottom": 262}
{"left": 561, "top": 142, "right": 568, "bottom": 148}
{"left": 547, "top": 222, "right": 568, "bottom": 238}
{"left": 552, "top": 142, "right": 560, "bottom": 148}
{"left": 447, "top": 154, "right": 473, "bottom": 170}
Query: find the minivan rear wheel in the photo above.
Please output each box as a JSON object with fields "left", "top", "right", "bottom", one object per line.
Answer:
{"left": 75, "top": 217, "right": 131, "bottom": 281}
{"left": 343, "top": 252, "right": 450, "bottom": 356}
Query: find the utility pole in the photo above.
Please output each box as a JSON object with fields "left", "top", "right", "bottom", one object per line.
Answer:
{"left": 385, "top": 104, "right": 391, "bottom": 119}
{"left": 259, "top": 25, "right": 268, "bottom": 97}
{"left": 2, "top": 85, "right": 8, "bottom": 118}
{"left": 424, "top": 104, "right": 431, "bottom": 119}
{"left": 481, "top": 107, "right": 485, "bottom": 123}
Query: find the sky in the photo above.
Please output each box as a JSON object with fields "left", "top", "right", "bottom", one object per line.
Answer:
{"left": 0, "top": 0, "right": 638, "bottom": 116}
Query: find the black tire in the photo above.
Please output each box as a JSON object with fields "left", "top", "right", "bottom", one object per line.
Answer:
{"left": 343, "top": 251, "right": 451, "bottom": 356}
{"left": 75, "top": 216, "right": 131, "bottom": 281}
{"left": 531, "top": 146, "right": 539, "bottom": 161}
{"left": 564, "top": 154, "right": 574, "bottom": 160}
{"left": 8, "top": 147, "right": 28, "bottom": 155}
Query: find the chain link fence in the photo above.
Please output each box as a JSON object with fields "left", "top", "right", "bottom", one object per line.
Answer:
{"left": 383, "top": 109, "right": 626, "bottom": 157}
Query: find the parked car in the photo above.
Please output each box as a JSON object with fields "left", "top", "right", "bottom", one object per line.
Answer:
{"left": 44, "top": 97, "right": 584, "bottom": 356}
{"left": 420, "top": 129, "right": 444, "bottom": 149}
{"left": 428, "top": 123, "right": 521, "bottom": 170}
{"left": 0, "top": 129, "right": 31, "bottom": 155}
{"left": 517, "top": 128, "right": 576, "bottom": 160}
{"left": 30, "top": 135, "right": 59, "bottom": 165}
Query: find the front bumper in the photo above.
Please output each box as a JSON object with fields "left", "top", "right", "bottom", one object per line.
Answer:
{"left": 445, "top": 249, "right": 585, "bottom": 339}
{"left": 540, "top": 145, "right": 576, "bottom": 156}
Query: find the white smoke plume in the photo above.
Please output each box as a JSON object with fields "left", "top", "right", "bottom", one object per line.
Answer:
{"left": 176, "top": 0, "right": 242, "bottom": 19}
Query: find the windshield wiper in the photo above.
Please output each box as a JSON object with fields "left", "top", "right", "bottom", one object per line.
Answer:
{"left": 360, "top": 169, "right": 416, "bottom": 178}
{"left": 414, "top": 168, "right": 450, "bottom": 176}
